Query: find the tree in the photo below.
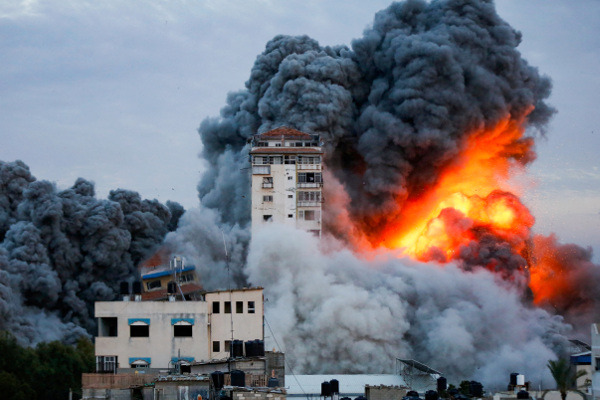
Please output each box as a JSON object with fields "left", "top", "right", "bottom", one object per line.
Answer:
{"left": 0, "top": 331, "right": 95, "bottom": 400}
{"left": 547, "top": 358, "right": 587, "bottom": 400}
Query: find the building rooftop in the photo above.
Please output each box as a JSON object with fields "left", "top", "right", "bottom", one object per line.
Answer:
{"left": 286, "top": 374, "right": 407, "bottom": 396}
{"left": 250, "top": 147, "right": 323, "bottom": 154}
{"left": 140, "top": 283, "right": 203, "bottom": 301}
{"left": 257, "top": 127, "right": 313, "bottom": 140}
{"left": 206, "top": 287, "right": 264, "bottom": 295}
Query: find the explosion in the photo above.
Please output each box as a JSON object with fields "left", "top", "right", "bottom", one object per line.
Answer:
{"left": 180, "top": 0, "right": 600, "bottom": 384}
{"left": 381, "top": 115, "right": 535, "bottom": 266}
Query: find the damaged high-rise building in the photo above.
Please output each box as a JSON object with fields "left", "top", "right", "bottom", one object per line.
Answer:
{"left": 250, "top": 127, "right": 323, "bottom": 237}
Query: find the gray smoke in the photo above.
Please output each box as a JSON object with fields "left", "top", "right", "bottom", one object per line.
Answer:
{"left": 0, "top": 160, "right": 183, "bottom": 345}
{"left": 247, "top": 224, "right": 568, "bottom": 388}
{"left": 164, "top": 0, "right": 593, "bottom": 386}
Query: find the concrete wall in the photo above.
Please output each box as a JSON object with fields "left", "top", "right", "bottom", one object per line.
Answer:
{"left": 366, "top": 385, "right": 407, "bottom": 400}
{"left": 154, "top": 381, "right": 210, "bottom": 400}
{"left": 96, "top": 300, "right": 209, "bottom": 370}
{"left": 206, "top": 288, "right": 264, "bottom": 360}
{"left": 232, "top": 390, "right": 286, "bottom": 400}
{"left": 95, "top": 288, "right": 263, "bottom": 370}
{"left": 250, "top": 150, "right": 322, "bottom": 237}
{"left": 82, "top": 387, "right": 153, "bottom": 400}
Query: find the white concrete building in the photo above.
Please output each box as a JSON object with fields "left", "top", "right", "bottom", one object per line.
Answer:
{"left": 94, "top": 287, "right": 264, "bottom": 372}
{"left": 250, "top": 127, "right": 323, "bottom": 237}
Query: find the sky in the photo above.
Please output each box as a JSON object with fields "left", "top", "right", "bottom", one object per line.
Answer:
{"left": 1, "top": 0, "right": 599, "bottom": 256}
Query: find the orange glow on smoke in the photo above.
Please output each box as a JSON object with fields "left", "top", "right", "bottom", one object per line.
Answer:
{"left": 380, "top": 116, "right": 535, "bottom": 264}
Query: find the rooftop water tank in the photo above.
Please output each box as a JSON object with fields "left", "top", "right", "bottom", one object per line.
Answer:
{"left": 211, "top": 371, "right": 224, "bottom": 390}
{"left": 510, "top": 372, "right": 519, "bottom": 386}
{"left": 231, "top": 340, "right": 243, "bottom": 358}
{"left": 437, "top": 376, "right": 447, "bottom": 392}
{"left": 132, "top": 281, "right": 142, "bottom": 295}
{"left": 330, "top": 379, "right": 339, "bottom": 394}
{"left": 321, "top": 381, "right": 332, "bottom": 397}
{"left": 230, "top": 369, "right": 245, "bottom": 387}
{"left": 245, "top": 340, "right": 255, "bottom": 357}
{"left": 119, "top": 281, "right": 130, "bottom": 295}
{"left": 255, "top": 339, "right": 265, "bottom": 356}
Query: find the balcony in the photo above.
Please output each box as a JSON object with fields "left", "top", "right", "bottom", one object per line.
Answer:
{"left": 297, "top": 164, "right": 320, "bottom": 170}
{"left": 262, "top": 183, "right": 274, "bottom": 189}
{"left": 297, "top": 182, "right": 322, "bottom": 188}
{"left": 298, "top": 201, "right": 320, "bottom": 207}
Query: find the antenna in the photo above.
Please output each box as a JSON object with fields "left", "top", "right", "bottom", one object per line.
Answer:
{"left": 221, "top": 229, "right": 234, "bottom": 350}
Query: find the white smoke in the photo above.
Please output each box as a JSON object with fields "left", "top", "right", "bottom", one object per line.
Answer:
{"left": 246, "top": 224, "right": 567, "bottom": 388}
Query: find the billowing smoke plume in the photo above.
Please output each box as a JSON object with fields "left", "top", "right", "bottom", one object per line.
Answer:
{"left": 167, "top": 0, "right": 600, "bottom": 386}
{"left": 0, "top": 160, "right": 183, "bottom": 345}
{"left": 247, "top": 225, "right": 568, "bottom": 388}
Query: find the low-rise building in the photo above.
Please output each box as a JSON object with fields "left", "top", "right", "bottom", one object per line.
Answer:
{"left": 95, "top": 287, "right": 264, "bottom": 372}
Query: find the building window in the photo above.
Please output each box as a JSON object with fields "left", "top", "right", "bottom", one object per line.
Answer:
{"left": 130, "top": 325, "right": 149, "bottom": 337}
{"left": 288, "top": 176, "right": 293, "bottom": 180}
{"left": 213, "top": 341, "right": 220, "bottom": 352}
{"left": 288, "top": 214, "right": 293, "bottom": 218}
{"left": 252, "top": 165, "right": 270, "bottom": 175}
{"left": 298, "top": 172, "right": 322, "bottom": 183}
{"left": 146, "top": 280, "right": 161, "bottom": 291}
{"left": 178, "top": 273, "right": 194, "bottom": 284}
{"left": 298, "top": 156, "right": 321, "bottom": 164}
{"left": 225, "top": 340, "right": 232, "bottom": 353}
{"left": 98, "top": 317, "right": 118, "bottom": 337}
{"left": 596, "top": 357, "right": 600, "bottom": 371}
{"left": 236, "top": 301, "right": 243, "bottom": 313}
{"left": 96, "top": 356, "right": 118, "bottom": 373}
{"left": 284, "top": 155, "right": 296, "bottom": 164}
{"left": 248, "top": 301, "right": 255, "bottom": 314}
{"left": 174, "top": 325, "right": 193, "bottom": 337}
{"left": 263, "top": 195, "right": 273, "bottom": 202}
{"left": 224, "top": 301, "right": 231, "bottom": 314}
{"left": 298, "top": 191, "right": 322, "bottom": 202}
{"left": 299, "top": 210, "right": 320, "bottom": 221}
{"left": 253, "top": 156, "right": 267, "bottom": 164}
{"left": 262, "top": 177, "right": 273, "bottom": 188}
{"left": 128, "top": 319, "right": 150, "bottom": 337}
{"left": 263, "top": 215, "right": 273, "bottom": 222}
{"left": 212, "top": 301, "right": 220, "bottom": 314}
{"left": 288, "top": 194, "right": 293, "bottom": 198}
{"left": 130, "top": 358, "right": 150, "bottom": 368}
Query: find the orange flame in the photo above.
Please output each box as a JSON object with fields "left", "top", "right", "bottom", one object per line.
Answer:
{"left": 377, "top": 116, "right": 535, "bottom": 264}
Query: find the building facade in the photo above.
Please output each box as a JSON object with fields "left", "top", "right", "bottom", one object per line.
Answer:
{"left": 94, "top": 287, "right": 264, "bottom": 371}
{"left": 250, "top": 127, "right": 323, "bottom": 237}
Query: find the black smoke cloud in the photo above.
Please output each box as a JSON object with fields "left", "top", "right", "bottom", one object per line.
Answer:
{"left": 168, "top": 0, "right": 595, "bottom": 385}
{"left": 184, "top": 0, "right": 556, "bottom": 283}
{"left": 0, "top": 160, "right": 183, "bottom": 345}
{"left": 197, "top": 0, "right": 554, "bottom": 237}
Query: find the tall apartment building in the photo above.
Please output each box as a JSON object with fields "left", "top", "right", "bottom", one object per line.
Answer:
{"left": 250, "top": 127, "right": 323, "bottom": 237}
